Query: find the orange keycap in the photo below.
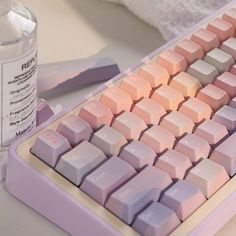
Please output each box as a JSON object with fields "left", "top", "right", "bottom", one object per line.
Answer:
{"left": 170, "top": 72, "right": 202, "bottom": 98}
{"left": 139, "top": 63, "right": 170, "bottom": 89}
{"left": 156, "top": 50, "right": 187, "bottom": 76}
{"left": 100, "top": 86, "right": 133, "bottom": 115}
{"left": 120, "top": 74, "right": 152, "bottom": 102}
{"left": 151, "top": 85, "right": 184, "bottom": 111}
{"left": 196, "top": 84, "right": 230, "bottom": 112}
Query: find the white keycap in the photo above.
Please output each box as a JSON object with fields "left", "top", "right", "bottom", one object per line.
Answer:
{"left": 0, "top": 152, "right": 7, "bottom": 182}
{"left": 221, "top": 37, "right": 236, "bottom": 60}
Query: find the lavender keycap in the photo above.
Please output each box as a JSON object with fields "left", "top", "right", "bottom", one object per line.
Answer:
{"left": 36, "top": 98, "right": 54, "bottom": 126}
{"left": 31, "top": 129, "right": 71, "bottom": 167}
{"left": 160, "top": 180, "right": 206, "bottom": 221}
{"left": 212, "top": 105, "right": 236, "bottom": 133}
{"left": 119, "top": 140, "right": 156, "bottom": 170}
{"left": 105, "top": 166, "right": 172, "bottom": 224}
{"left": 91, "top": 126, "right": 127, "bottom": 157}
{"left": 230, "top": 97, "right": 236, "bottom": 109}
{"left": 55, "top": 141, "right": 106, "bottom": 185}
{"left": 81, "top": 156, "right": 136, "bottom": 205}
{"left": 132, "top": 202, "right": 180, "bottom": 236}
{"left": 57, "top": 114, "right": 93, "bottom": 146}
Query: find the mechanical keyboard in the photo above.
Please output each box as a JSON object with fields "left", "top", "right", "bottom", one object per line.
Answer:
{"left": 6, "top": 2, "right": 236, "bottom": 236}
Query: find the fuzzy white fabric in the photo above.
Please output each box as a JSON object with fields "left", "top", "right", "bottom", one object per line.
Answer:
{"left": 103, "top": 0, "right": 232, "bottom": 40}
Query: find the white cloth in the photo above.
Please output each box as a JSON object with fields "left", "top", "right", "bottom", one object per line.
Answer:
{"left": 104, "top": 0, "right": 233, "bottom": 40}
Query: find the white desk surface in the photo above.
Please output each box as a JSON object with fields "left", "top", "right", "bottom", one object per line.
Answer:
{"left": 0, "top": 0, "right": 235, "bottom": 235}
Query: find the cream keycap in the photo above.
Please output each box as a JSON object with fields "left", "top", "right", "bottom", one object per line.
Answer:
{"left": 156, "top": 50, "right": 187, "bottom": 76}
{"left": 221, "top": 37, "right": 236, "bottom": 60}
{"left": 139, "top": 63, "right": 170, "bottom": 89}
{"left": 185, "top": 159, "right": 229, "bottom": 198}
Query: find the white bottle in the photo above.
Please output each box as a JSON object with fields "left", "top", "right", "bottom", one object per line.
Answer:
{"left": 0, "top": 0, "right": 37, "bottom": 150}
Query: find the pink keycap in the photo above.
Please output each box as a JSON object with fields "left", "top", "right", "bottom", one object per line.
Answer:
{"left": 175, "top": 134, "right": 211, "bottom": 163}
{"left": 105, "top": 165, "right": 172, "bottom": 224}
{"left": 196, "top": 84, "right": 230, "bottom": 112}
{"left": 111, "top": 111, "right": 147, "bottom": 140}
{"left": 100, "top": 86, "right": 133, "bottom": 115}
{"left": 57, "top": 114, "right": 93, "bottom": 146}
{"left": 178, "top": 97, "right": 212, "bottom": 123}
{"left": 156, "top": 50, "right": 187, "bottom": 76}
{"left": 120, "top": 74, "right": 152, "bottom": 102}
{"left": 31, "top": 129, "right": 71, "bottom": 167}
{"left": 174, "top": 39, "right": 204, "bottom": 65}
{"left": 81, "top": 156, "right": 136, "bottom": 205}
{"left": 155, "top": 150, "right": 192, "bottom": 180}
{"left": 230, "top": 97, "right": 236, "bottom": 109}
{"left": 207, "top": 18, "right": 234, "bottom": 42}
{"left": 139, "top": 63, "right": 170, "bottom": 89}
{"left": 185, "top": 159, "right": 229, "bottom": 198}
{"left": 214, "top": 72, "right": 236, "bottom": 98}
{"left": 160, "top": 111, "right": 195, "bottom": 138}
{"left": 140, "top": 125, "right": 176, "bottom": 154}
{"left": 160, "top": 180, "right": 206, "bottom": 221}
{"left": 194, "top": 120, "right": 228, "bottom": 147}
{"left": 119, "top": 140, "right": 156, "bottom": 170}
{"left": 132, "top": 98, "right": 166, "bottom": 125}
{"left": 210, "top": 133, "right": 236, "bottom": 176}
{"left": 169, "top": 72, "right": 202, "bottom": 98}
{"left": 191, "top": 28, "right": 220, "bottom": 53}
{"left": 221, "top": 37, "right": 236, "bottom": 60}
{"left": 151, "top": 85, "right": 184, "bottom": 111}
{"left": 79, "top": 100, "right": 113, "bottom": 130}
{"left": 230, "top": 64, "right": 236, "bottom": 75}
{"left": 223, "top": 8, "right": 236, "bottom": 29}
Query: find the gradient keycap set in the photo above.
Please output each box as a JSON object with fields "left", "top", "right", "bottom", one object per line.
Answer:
{"left": 6, "top": 2, "right": 236, "bottom": 236}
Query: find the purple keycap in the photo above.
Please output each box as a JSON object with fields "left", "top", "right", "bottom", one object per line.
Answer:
{"left": 212, "top": 105, "right": 236, "bottom": 133}
{"left": 80, "top": 156, "right": 136, "bottom": 205}
{"left": 119, "top": 140, "right": 156, "bottom": 170}
{"left": 55, "top": 141, "right": 107, "bottom": 186}
{"left": 132, "top": 202, "right": 180, "bottom": 236}
{"left": 160, "top": 180, "right": 206, "bottom": 221}
{"left": 31, "top": 129, "right": 71, "bottom": 167}
{"left": 57, "top": 114, "right": 93, "bottom": 146}
{"left": 105, "top": 166, "right": 172, "bottom": 224}
{"left": 36, "top": 98, "right": 54, "bottom": 126}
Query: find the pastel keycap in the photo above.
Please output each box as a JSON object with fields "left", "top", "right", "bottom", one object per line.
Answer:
{"left": 55, "top": 141, "right": 107, "bottom": 186}
{"left": 210, "top": 133, "right": 236, "bottom": 176}
{"left": 230, "top": 97, "right": 236, "bottom": 109}
{"left": 196, "top": 84, "right": 230, "bottom": 112}
{"left": 120, "top": 74, "right": 152, "bottom": 101}
{"left": 178, "top": 97, "right": 212, "bottom": 123}
{"left": 169, "top": 72, "right": 202, "bottom": 98}
{"left": 31, "top": 129, "right": 71, "bottom": 167}
{"left": 194, "top": 120, "right": 228, "bottom": 146}
{"left": 160, "top": 180, "right": 206, "bottom": 221}
{"left": 191, "top": 28, "right": 219, "bottom": 53}
{"left": 111, "top": 111, "right": 147, "bottom": 140}
{"left": 160, "top": 111, "right": 195, "bottom": 138}
{"left": 36, "top": 98, "right": 54, "bottom": 126}
{"left": 175, "top": 134, "right": 211, "bottom": 163}
{"left": 221, "top": 37, "right": 236, "bottom": 60}
{"left": 207, "top": 18, "right": 234, "bottom": 42}
{"left": 119, "top": 140, "right": 156, "bottom": 170}
{"left": 223, "top": 8, "right": 236, "bottom": 29}
{"left": 174, "top": 39, "right": 204, "bottom": 64}
{"left": 214, "top": 72, "right": 236, "bottom": 98}
{"left": 155, "top": 150, "right": 192, "bottom": 180}
{"left": 185, "top": 159, "right": 229, "bottom": 198}
{"left": 80, "top": 156, "right": 136, "bottom": 205}
{"left": 138, "top": 63, "right": 170, "bottom": 89}
{"left": 57, "top": 114, "right": 93, "bottom": 146}
{"left": 187, "top": 60, "right": 219, "bottom": 86}
{"left": 132, "top": 98, "right": 166, "bottom": 125}
{"left": 204, "top": 48, "right": 234, "bottom": 74}
{"left": 100, "top": 86, "right": 133, "bottom": 115}
{"left": 156, "top": 50, "right": 187, "bottom": 76}
{"left": 212, "top": 105, "right": 236, "bottom": 133}
{"left": 140, "top": 125, "right": 176, "bottom": 154}
{"left": 105, "top": 165, "right": 172, "bottom": 224}
{"left": 151, "top": 85, "right": 184, "bottom": 111}
{"left": 79, "top": 100, "right": 113, "bottom": 130}
{"left": 230, "top": 64, "right": 236, "bottom": 75}
{"left": 91, "top": 126, "right": 127, "bottom": 157}
{"left": 132, "top": 202, "right": 180, "bottom": 236}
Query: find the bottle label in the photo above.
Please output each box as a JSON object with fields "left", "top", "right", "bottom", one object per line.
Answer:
{"left": 0, "top": 45, "right": 37, "bottom": 148}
